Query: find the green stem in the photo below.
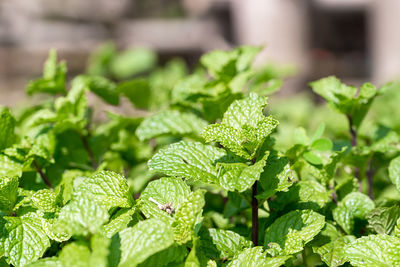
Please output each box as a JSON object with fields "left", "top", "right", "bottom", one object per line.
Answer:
{"left": 302, "top": 248, "right": 308, "bottom": 267}
{"left": 347, "top": 114, "right": 362, "bottom": 192}
{"left": 251, "top": 181, "right": 258, "bottom": 246}
{"left": 33, "top": 160, "right": 53, "bottom": 188}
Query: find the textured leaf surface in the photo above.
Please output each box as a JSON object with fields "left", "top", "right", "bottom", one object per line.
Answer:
{"left": 227, "top": 247, "right": 289, "bottom": 267}
{"left": 76, "top": 171, "right": 132, "bottom": 210}
{"left": 310, "top": 77, "right": 378, "bottom": 128}
{"left": 101, "top": 208, "right": 137, "bottom": 238}
{"left": 56, "top": 194, "right": 109, "bottom": 236}
{"left": 216, "top": 153, "right": 268, "bottom": 192}
{"left": 342, "top": 192, "right": 375, "bottom": 218}
{"left": 0, "top": 154, "right": 23, "bottom": 178}
{"left": 264, "top": 210, "right": 325, "bottom": 255}
{"left": 139, "top": 177, "right": 191, "bottom": 221}
{"left": 258, "top": 152, "right": 294, "bottom": 199}
{"left": 0, "top": 108, "right": 16, "bottom": 150}
{"left": 84, "top": 75, "right": 119, "bottom": 105}
{"left": 31, "top": 189, "right": 58, "bottom": 213}
{"left": 270, "top": 180, "right": 329, "bottom": 211}
{"left": 136, "top": 110, "right": 208, "bottom": 141}
{"left": 315, "top": 235, "right": 355, "bottom": 267}
{"left": 3, "top": 215, "right": 50, "bottom": 266}
{"left": 367, "top": 205, "right": 400, "bottom": 235}
{"left": 119, "top": 218, "right": 175, "bottom": 267}
{"left": 0, "top": 176, "right": 18, "bottom": 213}
{"left": 148, "top": 141, "right": 225, "bottom": 184}
{"left": 389, "top": 156, "right": 400, "bottom": 192}
{"left": 26, "top": 50, "right": 67, "bottom": 95}
{"left": 205, "top": 228, "right": 252, "bottom": 259}
{"left": 202, "top": 93, "right": 278, "bottom": 160}
{"left": 173, "top": 190, "right": 205, "bottom": 244}
{"left": 333, "top": 192, "right": 374, "bottom": 234}
{"left": 343, "top": 234, "right": 400, "bottom": 266}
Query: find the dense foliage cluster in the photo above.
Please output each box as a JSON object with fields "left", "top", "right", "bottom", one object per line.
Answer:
{"left": 1, "top": 44, "right": 400, "bottom": 266}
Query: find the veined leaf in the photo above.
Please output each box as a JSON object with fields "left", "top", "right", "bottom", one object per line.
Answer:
{"left": 119, "top": 218, "right": 175, "bottom": 267}
{"left": 173, "top": 190, "right": 205, "bottom": 244}
{"left": 264, "top": 210, "right": 325, "bottom": 255}
{"left": 3, "top": 215, "right": 51, "bottom": 266}
{"left": 227, "top": 247, "right": 289, "bottom": 267}
{"left": 202, "top": 93, "right": 278, "bottom": 160}
{"left": 389, "top": 156, "right": 400, "bottom": 192}
{"left": 343, "top": 234, "right": 400, "bottom": 266}
{"left": 216, "top": 152, "right": 268, "bottom": 192}
{"left": 148, "top": 141, "right": 225, "bottom": 184}
{"left": 139, "top": 177, "right": 191, "bottom": 221}
{"left": 136, "top": 110, "right": 208, "bottom": 141}
{"left": 0, "top": 176, "right": 19, "bottom": 213}
{"left": 76, "top": 171, "right": 133, "bottom": 210}
{"left": 55, "top": 194, "right": 109, "bottom": 236}
{"left": 0, "top": 108, "right": 16, "bottom": 150}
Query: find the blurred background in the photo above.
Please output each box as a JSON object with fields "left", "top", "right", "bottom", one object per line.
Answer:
{"left": 1, "top": 0, "right": 400, "bottom": 105}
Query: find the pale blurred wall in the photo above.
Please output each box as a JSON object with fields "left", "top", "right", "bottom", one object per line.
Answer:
{"left": 1, "top": 0, "right": 400, "bottom": 104}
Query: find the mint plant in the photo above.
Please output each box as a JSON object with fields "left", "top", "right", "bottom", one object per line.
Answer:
{"left": 1, "top": 46, "right": 400, "bottom": 266}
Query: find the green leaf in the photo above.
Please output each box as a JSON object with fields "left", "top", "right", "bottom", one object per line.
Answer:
{"left": 86, "top": 41, "right": 117, "bottom": 76}
{"left": 0, "top": 108, "right": 16, "bottom": 150}
{"left": 25, "top": 257, "right": 61, "bottom": 267}
{"left": 303, "top": 151, "right": 323, "bottom": 165}
{"left": 118, "top": 79, "right": 151, "bottom": 109}
{"left": 136, "top": 110, "right": 208, "bottom": 141}
{"left": 110, "top": 47, "right": 156, "bottom": 79}
{"left": 341, "top": 192, "right": 375, "bottom": 218}
{"left": 56, "top": 194, "right": 109, "bottom": 236}
{"left": 315, "top": 235, "right": 355, "bottom": 267}
{"left": 227, "top": 247, "right": 289, "bottom": 267}
{"left": 0, "top": 176, "right": 18, "bottom": 213}
{"left": 258, "top": 152, "right": 294, "bottom": 200}
{"left": 367, "top": 205, "right": 400, "bottom": 235}
{"left": 139, "top": 177, "right": 191, "bottom": 221}
{"left": 101, "top": 208, "right": 137, "bottom": 238}
{"left": 269, "top": 180, "right": 329, "bottom": 211}
{"left": 31, "top": 189, "right": 58, "bottom": 213}
{"left": 185, "top": 237, "right": 209, "bottom": 267}
{"left": 201, "top": 228, "right": 253, "bottom": 259}
{"left": 216, "top": 152, "right": 269, "bottom": 192}
{"left": 332, "top": 206, "right": 353, "bottom": 234}
{"left": 58, "top": 235, "right": 110, "bottom": 267}
{"left": 173, "top": 190, "right": 205, "bottom": 244}
{"left": 311, "top": 138, "right": 333, "bottom": 151}
{"left": 84, "top": 75, "right": 119, "bottom": 105}
{"left": 119, "top": 218, "right": 175, "bottom": 267}
{"left": 333, "top": 192, "right": 375, "bottom": 234}
{"left": 76, "top": 171, "right": 133, "bottom": 210}
{"left": 3, "top": 215, "right": 51, "bottom": 266}
{"left": 26, "top": 49, "right": 67, "bottom": 95}
{"left": 310, "top": 77, "right": 379, "bottom": 129}
{"left": 264, "top": 210, "right": 325, "bottom": 255}
{"left": 202, "top": 93, "right": 278, "bottom": 160}
{"left": 148, "top": 141, "right": 225, "bottom": 184}
{"left": 200, "top": 46, "right": 262, "bottom": 79}
{"left": 343, "top": 234, "right": 400, "bottom": 266}
{"left": 389, "top": 156, "right": 400, "bottom": 192}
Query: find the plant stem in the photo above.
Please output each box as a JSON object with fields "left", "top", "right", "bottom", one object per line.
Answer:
{"left": 80, "top": 134, "right": 97, "bottom": 169}
{"left": 252, "top": 181, "right": 258, "bottom": 246}
{"left": 367, "top": 158, "right": 374, "bottom": 199}
{"left": 302, "top": 248, "right": 308, "bottom": 267}
{"left": 347, "top": 114, "right": 362, "bottom": 192}
{"left": 33, "top": 160, "right": 53, "bottom": 188}
{"left": 347, "top": 114, "right": 357, "bottom": 147}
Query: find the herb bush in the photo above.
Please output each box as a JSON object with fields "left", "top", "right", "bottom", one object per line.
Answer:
{"left": 1, "top": 45, "right": 400, "bottom": 267}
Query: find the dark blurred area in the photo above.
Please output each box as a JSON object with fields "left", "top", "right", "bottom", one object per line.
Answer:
{"left": 1, "top": 0, "right": 400, "bottom": 104}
